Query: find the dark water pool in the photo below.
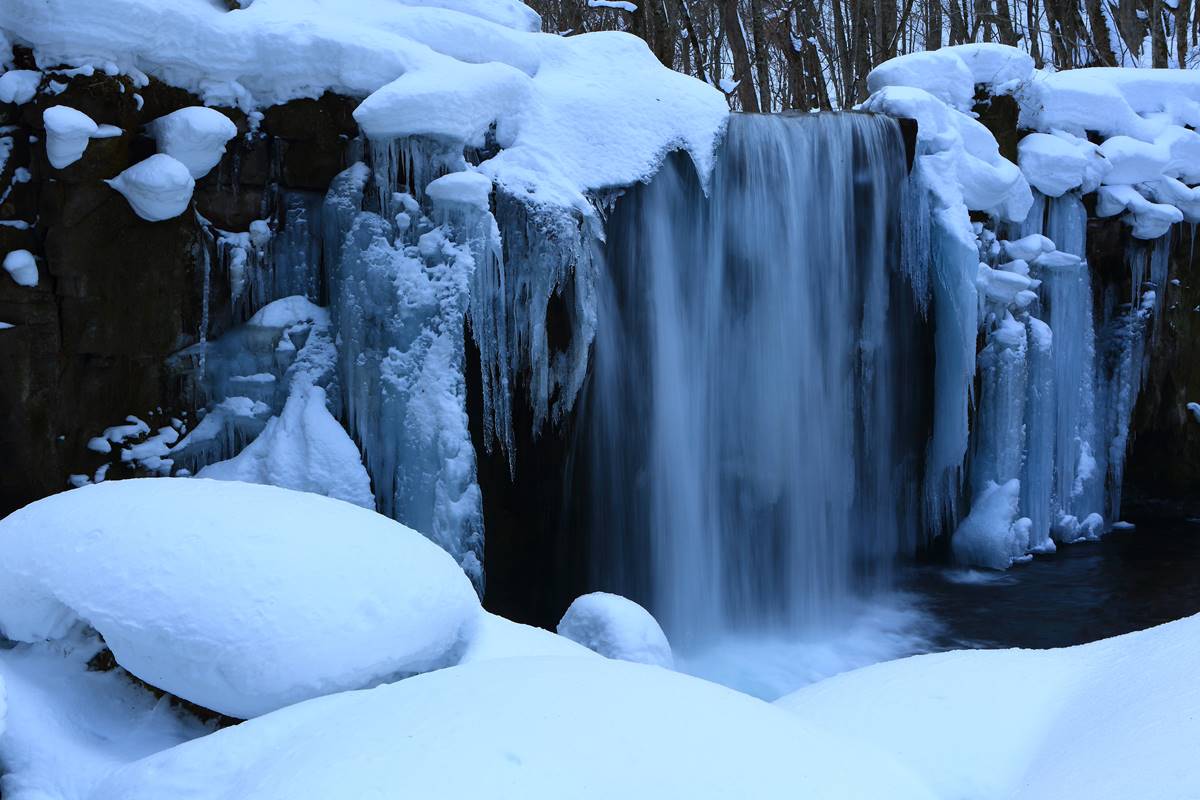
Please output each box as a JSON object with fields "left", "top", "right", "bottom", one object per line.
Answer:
{"left": 906, "top": 515, "right": 1200, "bottom": 651}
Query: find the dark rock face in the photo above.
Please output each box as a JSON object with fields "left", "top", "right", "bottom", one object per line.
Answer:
{"left": 1125, "top": 233, "right": 1200, "bottom": 513}
{"left": 0, "top": 62, "right": 357, "bottom": 517}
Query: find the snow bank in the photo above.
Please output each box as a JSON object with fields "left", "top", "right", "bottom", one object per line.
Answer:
{"left": 776, "top": 613, "right": 1200, "bottom": 800}
{"left": 197, "top": 384, "right": 375, "bottom": 509}
{"left": 2, "top": 0, "right": 728, "bottom": 213}
{"left": 93, "top": 656, "right": 936, "bottom": 800}
{"left": 148, "top": 106, "right": 238, "bottom": 179}
{"left": 3, "top": 248, "right": 37, "bottom": 287}
{"left": 42, "top": 105, "right": 97, "bottom": 168}
{"left": 0, "top": 479, "right": 480, "bottom": 718}
{"left": 557, "top": 592, "right": 674, "bottom": 668}
{"left": 105, "top": 154, "right": 195, "bottom": 221}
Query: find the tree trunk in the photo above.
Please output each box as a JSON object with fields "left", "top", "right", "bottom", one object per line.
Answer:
{"left": 928, "top": 0, "right": 944, "bottom": 49}
{"left": 723, "top": 0, "right": 761, "bottom": 111}
{"left": 1085, "top": 0, "right": 1118, "bottom": 64}
{"left": 749, "top": 0, "right": 773, "bottom": 110}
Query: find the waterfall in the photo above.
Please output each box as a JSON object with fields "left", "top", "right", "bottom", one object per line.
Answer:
{"left": 582, "top": 113, "right": 923, "bottom": 646}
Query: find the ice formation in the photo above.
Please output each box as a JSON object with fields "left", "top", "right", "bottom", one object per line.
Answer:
{"left": 2, "top": 249, "right": 37, "bottom": 287}
{"left": 863, "top": 45, "right": 1189, "bottom": 569}
{"left": 147, "top": 106, "right": 238, "bottom": 179}
{"left": 90, "top": 656, "right": 936, "bottom": 800}
{"left": 0, "top": 479, "right": 481, "bottom": 719}
{"left": 105, "top": 154, "right": 196, "bottom": 221}
{"left": 557, "top": 592, "right": 674, "bottom": 668}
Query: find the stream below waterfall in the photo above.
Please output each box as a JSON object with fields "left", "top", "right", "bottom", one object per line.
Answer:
{"left": 677, "top": 514, "right": 1200, "bottom": 700}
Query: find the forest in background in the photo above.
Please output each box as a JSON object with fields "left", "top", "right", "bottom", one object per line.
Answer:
{"left": 528, "top": 0, "right": 1199, "bottom": 110}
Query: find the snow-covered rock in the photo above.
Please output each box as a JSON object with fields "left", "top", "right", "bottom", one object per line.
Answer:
{"left": 43, "top": 105, "right": 97, "bottom": 168}
{"left": 148, "top": 106, "right": 238, "bottom": 179}
{"left": 426, "top": 170, "right": 492, "bottom": 211}
{"left": 1017, "top": 131, "right": 1109, "bottom": 197}
{"left": 866, "top": 43, "right": 1032, "bottom": 112}
{"left": 776, "top": 613, "right": 1200, "bottom": 800}
{"left": 91, "top": 656, "right": 937, "bottom": 800}
{"left": 0, "top": 479, "right": 480, "bottom": 718}
{"left": 198, "top": 384, "right": 374, "bottom": 508}
{"left": 105, "top": 154, "right": 195, "bottom": 221}
{"left": 1, "top": 0, "right": 728, "bottom": 215}
{"left": 0, "top": 69, "right": 39, "bottom": 104}
{"left": 557, "top": 592, "right": 674, "bottom": 668}
{"left": 3, "top": 249, "right": 38, "bottom": 287}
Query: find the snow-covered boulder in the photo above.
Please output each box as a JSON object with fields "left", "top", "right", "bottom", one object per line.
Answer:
{"left": 0, "top": 479, "right": 480, "bottom": 718}
{"left": 0, "top": 69, "right": 39, "bottom": 105}
{"left": 148, "top": 106, "right": 238, "bottom": 178}
{"left": 2, "top": 249, "right": 38, "bottom": 287}
{"left": 43, "top": 105, "right": 97, "bottom": 168}
{"left": 198, "top": 384, "right": 375, "bottom": 508}
{"left": 1017, "top": 132, "right": 1110, "bottom": 197}
{"left": 91, "top": 656, "right": 936, "bottom": 800}
{"left": 105, "top": 154, "right": 196, "bottom": 221}
{"left": 557, "top": 591, "right": 674, "bottom": 668}
{"left": 776, "top": 613, "right": 1200, "bottom": 800}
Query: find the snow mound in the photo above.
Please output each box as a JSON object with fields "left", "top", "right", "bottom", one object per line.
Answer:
{"left": 0, "top": 479, "right": 480, "bottom": 719}
{"left": 92, "top": 656, "right": 936, "bottom": 800}
{"left": 3, "top": 249, "right": 38, "bottom": 287}
{"left": 105, "top": 154, "right": 195, "bottom": 221}
{"left": 198, "top": 384, "right": 375, "bottom": 509}
{"left": 456, "top": 611, "right": 598, "bottom": 664}
{"left": 426, "top": 170, "right": 492, "bottom": 211}
{"left": 246, "top": 294, "right": 328, "bottom": 328}
{"left": 0, "top": 69, "right": 39, "bottom": 104}
{"left": 866, "top": 44, "right": 1032, "bottom": 111}
{"left": 1017, "top": 131, "right": 1109, "bottom": 197}
{"left": 776, "top": 614, "right": 1200, "bottom": 800}
{"left": 0, "top": 631, "right": 209, "bottom": 800}
{"left": 952, "top": 478, "right": 1031, "bottom": 570}
{"left": 43, "top": 105, "right": 97, "bottom": 169}
{"left": 557, "top": 592, "right": 674, "bottom": 668}
{"left": 148, "top": 106, "right": 238, "bottom": 179}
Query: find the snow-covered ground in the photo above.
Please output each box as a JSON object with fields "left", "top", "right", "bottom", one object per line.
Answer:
{"left": 776, "top": 613, "right": 1200, "bottom": 800}
{"left": 90, "top": 656, "right": 937, "bottom": 800}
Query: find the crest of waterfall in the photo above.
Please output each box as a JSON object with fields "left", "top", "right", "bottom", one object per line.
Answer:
{"left": 584, "top": 113, "right": 923, "bottom": 646}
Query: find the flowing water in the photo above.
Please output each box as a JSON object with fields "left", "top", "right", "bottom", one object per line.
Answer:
{"left": 582, "top": 113, "right": 928, "bottom": 647}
